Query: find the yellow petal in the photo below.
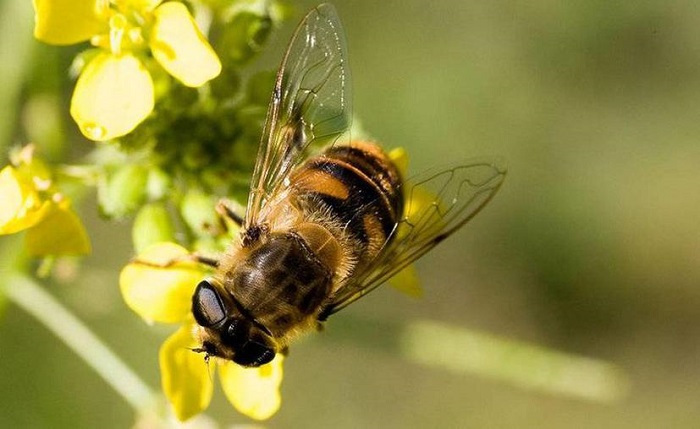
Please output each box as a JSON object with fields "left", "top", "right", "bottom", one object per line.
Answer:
{"left": 400, "top": 185, "right": 445, "bottom": 240}
{"left": 25, "top": 203, "right": 92, "bottom": 256}
{"left": 11, "top": 145, "right": 53, "bottom": 189}
{"left": 160, "top": 325, "right": 213, "bottom": 421}
{"left": 150, "top": 2, "right": 221, "bottom": 87}
{"left": 33, "top": 0, "right": 107, "bottom": 45}
{"left": 70, "top": 52, "right": 154, "bottom": 140}
{"left": 113, "top": 0, "right": 162, "bottom": 11}
{"left": 119, "top": 242, "right": 205, "bottom": 324}
{"left": 387, "top": 264, "right": 423, "bottom": 298}
{"left": 0, "top": 166, "right": 50, "bottom": 234}
{"left": 388, "top": 147, "right": 409, "bottom": 178}
{"left": 219, "top": 355, "right": 284, "bottom": 421}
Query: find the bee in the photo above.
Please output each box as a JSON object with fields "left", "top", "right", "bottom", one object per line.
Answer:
{"left": 191, "top": 3, "right": 506, "bottom": 367}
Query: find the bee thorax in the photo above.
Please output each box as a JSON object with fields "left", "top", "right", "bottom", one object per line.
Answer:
{"left": 227, "top": 233, "right": 333, "bottom": 333}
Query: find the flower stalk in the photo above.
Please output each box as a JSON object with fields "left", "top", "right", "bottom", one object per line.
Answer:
{"left": 1, "top": 271, "right": 160, "bottom": 417}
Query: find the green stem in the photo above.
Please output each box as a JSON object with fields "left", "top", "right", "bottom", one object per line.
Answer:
{"left": 56, "top": 164, "right": 101, "bottom": 185}
{"left": 3, "top": 273, "right": 159, "bottom": 414}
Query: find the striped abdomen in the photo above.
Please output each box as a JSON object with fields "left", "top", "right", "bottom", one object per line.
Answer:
{"left": 290, "top": 141, "right": 404, "bottom": 269}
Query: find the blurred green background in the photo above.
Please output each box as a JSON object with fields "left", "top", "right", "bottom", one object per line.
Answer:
{"left": 2, "top": 0, "right": 700, "bottom": 427}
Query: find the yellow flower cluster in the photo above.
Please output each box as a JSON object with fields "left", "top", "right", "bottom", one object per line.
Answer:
{"left": 33, "top": 0, "right": 222, "bottom": 141}
{"left": 0, "top": 146, "right": 90, "bottom": 256}
{"left": 120, "top": 242, "right": 283, "bottom": 421}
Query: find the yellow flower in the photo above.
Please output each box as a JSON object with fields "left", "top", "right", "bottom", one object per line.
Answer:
{"left": 0, "top": 147, "right": 91, "bottom": 256}
{"left": 386, "top": 147, "right": 427, "bottom": 298}
{"left": 119, "top": 242, "right": 283, "bottom": 421}
{"left": 0, "top": 165, "right": 51, "bottom": 235}
{"left": 33, "top": 0, "right": 222, "bottom": 141}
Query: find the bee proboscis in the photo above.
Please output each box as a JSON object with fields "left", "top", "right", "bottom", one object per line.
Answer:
{"left": 190, "top": 3, "right": 506, "bottom": 367}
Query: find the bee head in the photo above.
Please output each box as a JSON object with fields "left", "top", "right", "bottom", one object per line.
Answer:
{"left": 192, "top": 279, "right": 276, "bottom": 367}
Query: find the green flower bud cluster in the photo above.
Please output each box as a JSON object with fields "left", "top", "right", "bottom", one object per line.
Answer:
{"left": 92, "top": 2, "right": 284, "bottom": 253}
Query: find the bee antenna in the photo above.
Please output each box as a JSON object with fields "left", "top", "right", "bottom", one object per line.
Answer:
{"left": 189, "top": 347, "right": 215, "bottom": 380}
{"left": 205, "top": 356, "right": 215, "bottom": 382}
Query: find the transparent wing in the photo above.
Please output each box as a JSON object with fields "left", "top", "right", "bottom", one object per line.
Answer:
{"left": 245, "top": 3, "right": 351, "bottom": 229}
{"left": 321, "top": 159, "right": 507, "bottom": 318}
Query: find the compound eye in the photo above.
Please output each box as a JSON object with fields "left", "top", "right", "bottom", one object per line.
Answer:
{"left": 192, "top": 280, "right": 227, "bottom": 327}
{"left": 234, "top": 341, "right": 275, "bottom": 367}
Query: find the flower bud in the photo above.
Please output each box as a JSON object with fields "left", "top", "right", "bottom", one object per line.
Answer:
{"left": 180, "top": 190, "right": 219, "bottom": 238}
{"left": 132, "top": 202, "right": 175, "bottom": 254}
{"left": 218, "top": 12, "right": 273, "bottom": 65}
{"left": 147, "top": 167, "right": 172, "bottom": 200}
{"left": 98, "top": 164, "right": 149, "bottom": 218}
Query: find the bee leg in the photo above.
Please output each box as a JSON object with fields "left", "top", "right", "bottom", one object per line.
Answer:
{"left": 131, "top": 253, "right": 220, "bottom": 269}
{"left": 216, "top": 199, "right": 244, "bottom": 229}
{"left": 317, "top": 306, "right": 332, "bottom": 322}
{"left": 191, "top": 255, "right": 220, "bottom": 268}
